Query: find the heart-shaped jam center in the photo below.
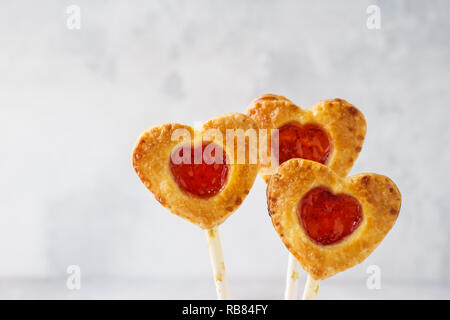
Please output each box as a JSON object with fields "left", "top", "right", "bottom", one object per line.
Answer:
{"left": 298, "top": 187, "right": 362, "bottom": 245}
{"left": 170, "top": 142, "right": 229, "bottom": 198}
{"left": 274, "top": 122, "right": 331, "bottom": 165}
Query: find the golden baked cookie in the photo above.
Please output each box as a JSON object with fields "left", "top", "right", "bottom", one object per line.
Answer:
{"left": 267, "top": 159, "right": 401, "bottom": 280}
{"left": 132, "top": 113, "right": 259, "bottom": 229}
{"left": 247, "top": 94, "right": 366, "bottom": 182}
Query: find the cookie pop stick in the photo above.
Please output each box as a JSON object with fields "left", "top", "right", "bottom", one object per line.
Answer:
{"left": 247, "top": 94, "right": 367, "bottom": 299}
{"left": 284, "top": 253, "right": 301, "bottom": 299}
{"left": 302, "top": 275, "right": 320, "bottom": 300}
{"left": 206, "top": 228, "right": 230, "bottom": 299}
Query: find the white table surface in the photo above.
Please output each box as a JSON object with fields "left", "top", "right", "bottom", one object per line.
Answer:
{"left": 1, "top": 277, "right": 448, "bottom": 300}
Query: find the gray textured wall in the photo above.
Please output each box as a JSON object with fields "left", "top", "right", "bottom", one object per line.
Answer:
{"left": 0, "top": 0, "right": 449, "bottom": 298}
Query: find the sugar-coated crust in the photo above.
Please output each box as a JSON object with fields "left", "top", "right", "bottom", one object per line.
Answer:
{"left": 132, "top": 113, "right": 259, "bottom": 229}
{"left": 247, "top": 94, "right": 366, "bottom": 182}
{"left": 267, "top": 159, "right": 401, "bottom": 280}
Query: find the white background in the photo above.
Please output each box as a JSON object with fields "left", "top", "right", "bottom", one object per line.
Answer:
{"left": 0, "top": 0, "right": 449, "bottom": 299}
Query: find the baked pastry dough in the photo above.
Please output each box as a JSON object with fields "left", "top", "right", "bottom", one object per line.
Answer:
{"left": 247, "top": 94, "right": 366, "bottom": 182}
{"left": 132, "top": 113, "right": 259, "bottom": 229}
{"left": 267, "top": 159, "right": 401, "bottom": 280}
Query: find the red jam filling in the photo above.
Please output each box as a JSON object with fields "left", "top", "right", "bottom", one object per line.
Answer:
{"left": 170, "top": 142, "right": 229, "bottom": 198}
{"left": 274, "top": 122, "right": 331, "bottom": 165}
{"left": 298, "top": 187, "right": 362, "bottom": 245}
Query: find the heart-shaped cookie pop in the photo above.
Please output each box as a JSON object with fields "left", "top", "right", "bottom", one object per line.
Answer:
{"left": 247, "top": 94, "right": 366, "bottom": 181}
{"left": 132, "top": 113, "right": 259, "bottom": 229}
{"left": 267, "top": 159, "right": 401, "bottom": 280}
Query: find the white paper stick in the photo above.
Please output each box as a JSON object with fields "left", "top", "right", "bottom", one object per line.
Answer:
{"left": 302, "top": 274, "right": 320, "bottom": 300}
{"left": 284, "top": 253, "right": 301, "bottom": 299}
{"left": 205, "top": 228, "right": 230, "bottom": 300}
